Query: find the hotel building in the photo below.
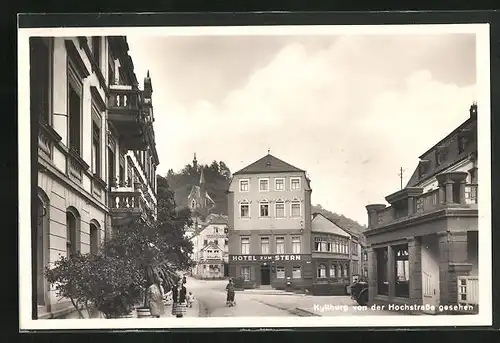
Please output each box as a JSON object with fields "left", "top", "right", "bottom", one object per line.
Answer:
{"left": 33, "top": 36, "right": 159, "bottom": 319}
{"left": 364, "top": 104, "right": 478, "bottom": 314}
{"left": 227, "top": 154, "right": 313, "bottom": 290}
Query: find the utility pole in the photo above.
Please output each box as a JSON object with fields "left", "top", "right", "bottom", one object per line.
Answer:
{"left": 398, "top": 167, "right": 404, "bottom": 190}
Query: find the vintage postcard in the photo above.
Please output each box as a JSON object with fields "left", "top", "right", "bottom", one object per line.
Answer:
{"left": 18, "top": 20, "right": 492, "bottom": 330}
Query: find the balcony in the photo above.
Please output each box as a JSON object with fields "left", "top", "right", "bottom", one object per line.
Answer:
{"left": 107, "top": 85, "right": 148, "bottom": 151}
{"left": 108, "top": 185, "right": 144, "bottom": 226}
{"left": 368, "top": 172, "right": 478, "bottom": 230}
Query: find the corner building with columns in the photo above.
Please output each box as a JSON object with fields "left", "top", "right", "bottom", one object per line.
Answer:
{"left": 364, "top": 103, "right": 479, "bottom": 314}
{"left": 227, "top": 154, "right": 313, "bottom": 290}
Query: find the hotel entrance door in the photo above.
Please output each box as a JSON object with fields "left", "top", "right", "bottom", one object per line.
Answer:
{"left": 260, "top": 264, "right": 271, "bottom": 286}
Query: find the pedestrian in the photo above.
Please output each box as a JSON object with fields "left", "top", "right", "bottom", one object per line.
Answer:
{"left": 147, "top": 275, "right": 165, "bottom": 318}
{"left": 182, "top": 275, "right": 187, "bottom": 284}
{"left": 186, "top": 292, "right": 194, "bottom": 308}
{"left": 171, "top": 279, "right": 187, "bottom": 318}
{"left": 225, "top": 278, "right": 235, "bottom": 307}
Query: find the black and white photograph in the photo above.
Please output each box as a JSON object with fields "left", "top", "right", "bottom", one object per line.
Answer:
{"left": 18, "top": 21, "right": 492, "bottom": 330}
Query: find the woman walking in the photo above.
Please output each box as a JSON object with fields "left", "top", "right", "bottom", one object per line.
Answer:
{"left": 171, "top": 279, "right": 187, "bottom": 318}
{"left": 147, "top": 275, "right": 165, "bottom": 318}
{"left": 226, "top": 279, "right": 235, "bottom": 307}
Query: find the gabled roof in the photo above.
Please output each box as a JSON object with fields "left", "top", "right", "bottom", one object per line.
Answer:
{"left": 200, "top": 241, "right": 223, "bottom": 252}
{"left": 311, "top": 213, "right": 351, "bottom": 238}
{"left": 234, "top": 154, "right": 305, "bottom": 175}
{"left": 207, "top": 214, "right": 228, "bottom": 225}
{"left": 188, "top": 185, "right": 215, "bottom": 203}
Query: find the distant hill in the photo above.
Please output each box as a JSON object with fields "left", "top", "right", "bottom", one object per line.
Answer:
{"left": 165, "top": 160, "right": 367, "bottom": 235}
{"left": 311, "top": 204, "right": 367, "bottom": 235}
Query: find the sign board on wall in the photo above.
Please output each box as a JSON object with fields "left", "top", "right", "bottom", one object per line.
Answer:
{"left": 229, "top": 254, "right": 307, "bottom": 262}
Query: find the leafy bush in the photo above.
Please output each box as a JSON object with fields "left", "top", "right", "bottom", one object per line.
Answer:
{"left": 45, "top": 253, "right": 144, "bottom": 318}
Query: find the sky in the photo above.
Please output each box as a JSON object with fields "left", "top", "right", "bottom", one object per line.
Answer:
{"left": 126, "top": 33, "right": 477, "bottom": 226}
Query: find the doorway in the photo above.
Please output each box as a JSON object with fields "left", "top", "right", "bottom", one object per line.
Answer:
{"left": 421, "top": 235, "right": 440, "bottom": 314}
{"left": 260, "top": 264, "right": 271, "bottom": 286}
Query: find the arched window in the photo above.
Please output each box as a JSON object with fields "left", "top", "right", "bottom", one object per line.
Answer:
{"left": 330, "top": 263, "right": 337, "bottom": 278}
{"left": 89, "top": 221, "right": 100, "bottom": 254}
{"left": 191, "top": 199, "right": 196, "bottom": 209}
{"left": 275, "top": 199, "right": 285, "bottom": 218}
{"left": 259, "top": 199, "right": 269, "bottom": 217}
{"left": 317, "top": 263, "right": 327, "bottom": 278}
{"left": 66, "top": 207, "right": 81, "bottom": 257}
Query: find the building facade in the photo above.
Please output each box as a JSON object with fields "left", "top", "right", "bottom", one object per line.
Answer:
{"left": 227, "top": 154, "right": 313, "bottom": 290}
{"left": 310, "top": 213, "right": 364, "bottom": 295}
{"left": 33, "top": 36, "right": 159, "bottom": 319}
{"left": 189, "top": 215, "right": 229, "bottom": 279}
{"left": 364, "top": 103, "right": 478, "bottom": 314}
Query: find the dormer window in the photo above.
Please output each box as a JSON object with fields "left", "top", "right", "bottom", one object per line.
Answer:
{"left": 435, "top": 145, "right": 448, "bottom": 166}
{"left": 418, "top": 160, "right": 430, "bottom": 178}
{"left": 458, "top": 129, "right": 472, "bottom": 154}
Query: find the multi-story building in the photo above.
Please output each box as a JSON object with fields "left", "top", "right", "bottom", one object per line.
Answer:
{"left": 33, "top": 36, "right": 159, "bottom": 319}
{"left": 227, "top": 154, "right": 313, "bottom": 290}
{"left": 310, "top": 213, "right": 365, "bottom": 295}
{"left": 364, "top": 103, "right": 478, "bottom": 314}
{"left": 189, "top": 215, "right": 229, "bottom": 279}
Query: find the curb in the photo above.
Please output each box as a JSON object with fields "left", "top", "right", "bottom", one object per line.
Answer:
{"left": 293, "top": 307, "right": 321, "bottom": 317}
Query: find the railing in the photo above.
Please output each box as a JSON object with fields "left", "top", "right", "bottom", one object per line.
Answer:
{"left": 415, "top": 189, "right": 439, "bottom": 214}
{"left": 457, "top": 276, "right": 479, "bottom": 306}
{"left": 108, "top": 88, "right": 141, "bottom": 113}
{"left": 108, "top": 187, "right": 143, "bottom": 212}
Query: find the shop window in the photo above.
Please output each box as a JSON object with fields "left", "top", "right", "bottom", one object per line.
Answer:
{"left": 317, "top": 263, "right": 327, "bottom": 278}
{"left": 394, "top": 245, "right": 409, "bottom": 298}
{"left": 276, "top": 266, "right": 285, "bottom": 279}
{"left": 376, "top": 247, "right": 389, "bottom": 295}
{"left": 241, "top": 266, "right": 251, "bottom": 281}
{"left": 292, "top": 266, "right": 301, "bottom": 279}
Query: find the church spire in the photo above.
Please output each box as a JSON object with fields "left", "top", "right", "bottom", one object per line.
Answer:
{"left": 193, "top": 153, "right": 198, "bottom": 170}
{"left": 199, "top": 167, "right": 206, "bottom": 186}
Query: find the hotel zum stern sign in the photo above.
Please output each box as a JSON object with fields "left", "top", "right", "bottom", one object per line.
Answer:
{"left": 230, "top": 254, "right": 303, "bottom": 262}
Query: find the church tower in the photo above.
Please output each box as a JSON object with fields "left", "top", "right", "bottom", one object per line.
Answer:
{"left": 193, "top": 153, "right": 198, "bottom": 171}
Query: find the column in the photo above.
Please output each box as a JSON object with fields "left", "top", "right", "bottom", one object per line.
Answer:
{"left": 459, "top": 180, "right": 467, "bottom": 204}
{"left": 438, "top": 185, "right": 446, "bottom": 204}
{"left": 387, "top": 246, "right": 395, "bottom": 299}
{"left": 438, "top": 231, "right": 471, "bottom": 306}
{"left": 366, "top": 246, "right": 377, "bottom": 303}
{"left": 445, "top": 181, "right": 454, "bottom": 204}
{"left": 408, "top": 197, "right": 415, "bottom": 215}
{"left": 124, "top": 154, "right": 129, "bottom": 186}
{"left": 407, "top": 237, "right": 422, "bottom": 304}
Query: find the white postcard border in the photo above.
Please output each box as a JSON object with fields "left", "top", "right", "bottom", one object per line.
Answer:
{"left": 18, "top": 23, "right": 492, "bottom": 330}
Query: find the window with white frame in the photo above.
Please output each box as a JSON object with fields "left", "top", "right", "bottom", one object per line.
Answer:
{"left": 276, "top": 266, "right": 285, "bottom": 279}
{"left": 241, "top": 266, "right": 251, "bottom": 281}
{"left": 259, "top": 178, "right": 269, "bottom": 191}
{"left": 240, "top": 179, "right": 249, "bottom": 192}
{"left": 275, "top": 178, "right": 285, "bottom": 191}
{"left": 275, "top": 201, "right": 285, "bottom": 218}
{"left": 260, "top": 200, "right": 270, "bottom": 217}
{"left": 292, "top": 236, "right": 301, "bottom": 254}
{"left": 240, "top": 201, "right": 250, "bottom": 218}
{"left": 276, "top": 237, "right": 285, "bottom": 254}
{"left": 292, "top": 266, "right": 301, "bottom": 279}
{"left": 317, "top": 263, "right": 327, "bottom": 278}
{"left": 241, "top": 237, "right": 250, "bottom": 255}
{"left": 330, "top": 264, "right": 337, "bottom": 277}
{"left": 290, "top": 177, "right": 301, "bottom": 191}
{"left": 261, "top": 237, "right": 270, "bottom": 254}
{"left": 291, "top": 200, "right": 301, "bottom": 217}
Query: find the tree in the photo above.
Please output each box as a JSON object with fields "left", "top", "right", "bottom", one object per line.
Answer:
{"left": 156, "top": 175, "right": 195, "bottom": 270}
